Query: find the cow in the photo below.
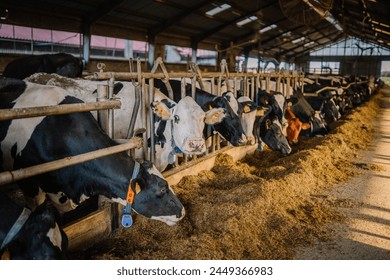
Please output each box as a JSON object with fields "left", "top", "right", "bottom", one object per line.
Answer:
{"left": 290, "top": 88, "right": 328, "bottom": 136}
{"left": 0, "top": 191, "right": 68, "bottom": 260}
{"left": 0, "top": 77, "right": 185, "bottom": 226}
{"left": 304, "top": 92, "right": 341, "bottom": 124}
{"left": 25, "top": 73, "right": 224, "bottom": 172}
{"left": 284, "top": 107, "right": 311, "bottom": 145}
{"left": 2, "top": 53, "right": 83, "bottom": 80}
{"left": 253, "top": 106, "right": 292, "bottom": 156}
{"left": 152, "top": 79, "right": 247, "bottom": 147}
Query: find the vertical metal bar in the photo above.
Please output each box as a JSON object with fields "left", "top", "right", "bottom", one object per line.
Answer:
{"left": 148, "top": 79, "right": 155, "bottom": 164}
{"left": 96, "top": 84, "right": 109, "bottom": 133}
{"left": 141, "top": 79, "right": 148, "bottom": 161}
{"left": 251, "top": 76, "right": 255, "bottom": 100}
{"left": 108, "top": 77, "right": 115, "bottom": 138}
{"left": 180, "top": 78, "right": 188, "bottom": 165}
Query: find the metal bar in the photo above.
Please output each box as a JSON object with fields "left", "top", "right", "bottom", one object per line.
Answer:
{"left": 108, "top": 78, "right": 115, "bottom": 138}
{"left": 0, "top": 137, "right": 143, "bottom": 186}
{"left": 0, "top": 100, "right": 121, "bottom": 122}
{"left": 87, "top": 71, "right": 303, "bottom": 81}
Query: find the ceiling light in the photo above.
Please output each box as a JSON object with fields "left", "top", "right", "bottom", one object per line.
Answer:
{"left": 304, "top": 41, "right": 315, "bottom": 47}
{"left": 292, "top": 37, "right": 305, "bottom": 44}
{"left": 205, "top": 3, "right": 231, "bottom": 17}
{"left": 259, "top": 24, "right": 277, "bottom": 34}
{"left": 236, "top": 16, "right": 257, "bottom": 27}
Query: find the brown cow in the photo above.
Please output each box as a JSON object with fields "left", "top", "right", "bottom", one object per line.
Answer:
{"left": 285, "top": 108, "right": 310, "bottom": 144}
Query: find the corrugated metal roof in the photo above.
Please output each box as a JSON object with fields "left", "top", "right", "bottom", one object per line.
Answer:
{"left": 0, "top": 0, "right": 389, "bottom": 61}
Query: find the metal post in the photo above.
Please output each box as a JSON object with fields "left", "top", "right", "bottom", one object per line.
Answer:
{"left": 96, "top": 84, "right": 109, "bottom": 133}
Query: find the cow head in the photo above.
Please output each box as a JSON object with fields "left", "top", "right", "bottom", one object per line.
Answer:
{"left": 316, "top": 91, "right": 341, "bottom": 123}
{"left": 1, "top": 198, "right": 68, "bottom": 260}
{"left": 285, "top": 108, "right": 310, "bottom": 144}
{"left": 238, "top": 96, "right": 261, "bottom": 145}
{"left": 152, "top": 96, "right": 206, "bottom": 155}
{"left": 128, "top": 160, "right": 185, "bottom": 226}
{"left": 263, "top": 116, "right": 292, "bottom": 155}
{"left": 255, "top": 108, "right": 292, "bottom": 155}
{"left": 203, "top": 92, "right": 246, "bottom": 146}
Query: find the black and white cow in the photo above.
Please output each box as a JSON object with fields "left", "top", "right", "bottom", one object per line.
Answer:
{"left": 290, "top": 88, "right": 328, "bottom": 136}
{"left": 254, "top": 90, "right": 292, "bottom": 155}
{"left": 3, "top": 53, "right": 83, "bottom": 80}
{"left": 305, "top": 92, "right": 341, "bottom": 124}
{"left": 0, "top": 77, "right": 185, "bottom": 225}
{"left": 25, "top": 74, "right": 224, "bottom": 172}
{"left": 0, "top": 191, "right": 68, "bottom": 260}
{"left": 153, "top": 79, "right": 246, "bottom": 147}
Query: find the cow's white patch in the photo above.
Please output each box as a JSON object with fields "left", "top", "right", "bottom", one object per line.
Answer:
{"left": 46, "top": 192, "right": 79, "bottom": 213}
{"left": 151, "top": 215, "right": 180, "bottom": 226}
{"left": 112, "top": 197, "right": 126, "bottom": 206}
{"left": 148, "top": 164, "right": 165, "bottom": 180}
{"left": 46, "top": 223, "right": 63, "bottom": 249}
{"left": 1, "top": 83, "right": 67, "bottom": 170}
{"left": 238, "top": 96, "right": 257, "bottom": 144}
{"left": 224, "top": 92, "right": 239, "bottom": 116}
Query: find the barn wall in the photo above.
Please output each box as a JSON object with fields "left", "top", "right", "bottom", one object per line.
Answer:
{"left": 0, "top": 54, "right": 218, "bottom": 75}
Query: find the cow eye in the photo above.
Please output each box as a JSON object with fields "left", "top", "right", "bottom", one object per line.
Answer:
{"left": 157, "top": 187, "right": 167, "bottom": 197}
{"left": 174, "top": 115, "right": 180, "bottom": 124}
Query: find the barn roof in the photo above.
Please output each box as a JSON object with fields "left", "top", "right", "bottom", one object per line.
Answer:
{"left": 1, "top": 0, "right": 389, "bottom": 61}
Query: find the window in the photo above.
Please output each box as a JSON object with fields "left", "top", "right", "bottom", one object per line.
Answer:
{"left": 165, "top": 45, "right": 217, "bottom": 66}
{"left": 310, "top": 37, "right": 390, "bottom": 56}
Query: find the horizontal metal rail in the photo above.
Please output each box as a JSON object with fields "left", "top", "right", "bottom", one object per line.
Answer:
{"left": 0, "top": 137, "right": 143, "bottom": 186}
{"left": 87, "top": 71, "right": 303, "bottom": 81}
{"left": 0, "top": 100, "right": 121, "bottom": 122}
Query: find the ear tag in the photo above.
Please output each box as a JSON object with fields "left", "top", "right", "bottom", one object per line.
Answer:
{"left": 168, "top": 152, "right": 176, "bottom": 165}
{"left": 121, "top": 213, "right": 133, "bottom": 228}
{"left": 121, "top": 183, "right": 135, "bottom": 228}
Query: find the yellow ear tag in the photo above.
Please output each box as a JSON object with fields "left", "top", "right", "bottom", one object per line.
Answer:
{"left": 208, "top": 104, "right": 213, "bottom": 110}
{"left": 135, "top": 182, "right": 142, "bottom": 194}
{"left": 266, "top": 119, "right": 271, "bottom": 129}
{"left": 243, "top": 105, "right": 251, "bottom": 113}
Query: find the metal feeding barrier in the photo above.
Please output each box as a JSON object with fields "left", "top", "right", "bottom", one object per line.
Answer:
{"left": 88, "top": 57, "right": 304, "bottom": 173}
{"left": 0, "top": 57, "right": 304, "bottom": 186}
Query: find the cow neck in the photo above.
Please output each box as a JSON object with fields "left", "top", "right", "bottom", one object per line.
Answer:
{"left": 0, "top": 207, "right": 31, "bottom": 251}
{"left": 121, "top": 160, "right": 141, "bottom": 228}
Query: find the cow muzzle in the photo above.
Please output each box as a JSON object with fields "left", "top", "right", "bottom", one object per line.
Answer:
{"left": 181, "top": 138, "right": 206, "bottom": 154}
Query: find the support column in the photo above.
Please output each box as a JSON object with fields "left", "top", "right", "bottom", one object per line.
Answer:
{"left": 147, "top": 33, "right": 156, "bottom": 70}
{"left": 191, "top": 41, "right": 198, "bottom": 63}
{"left": 81, "top": 19, "right": 91, "bottom": 66}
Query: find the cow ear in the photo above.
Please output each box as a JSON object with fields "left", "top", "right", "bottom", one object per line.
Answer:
{"left": 286, "top": 97, "right": 298, "bottom": 106}
{"left": 302, "top": 122, "right": 311, "bottom": 130}
{"left": 256, "top": 107, "right": 265, "bottom": 116}
{"left": 205, "top": 108, "right": 225, "bottom": 125}
{"left": 243, "top": 105, "right": 251, "bottom": 113}
{"left": 151, "top": 101, "right": 172, "bottom": 120}
{"left": 265, "top": 118, "right": 271, "bottom": 129}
